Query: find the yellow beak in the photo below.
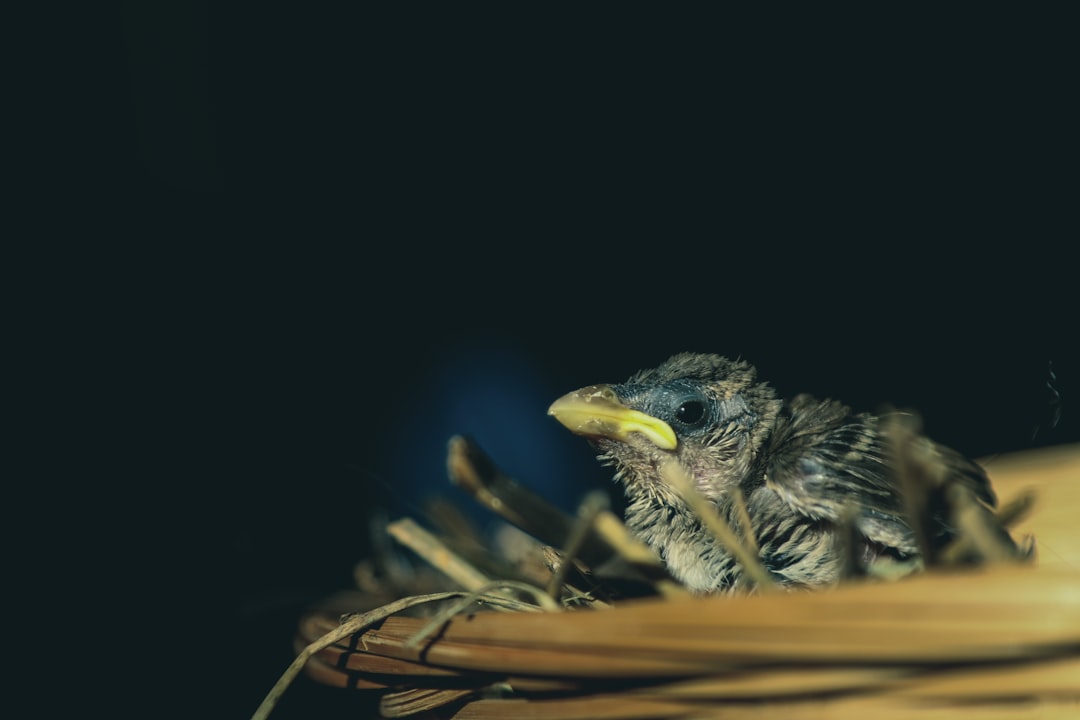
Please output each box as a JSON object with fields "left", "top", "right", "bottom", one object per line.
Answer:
{"left": 547, "top": 384, "right": 678, "bottom": 451}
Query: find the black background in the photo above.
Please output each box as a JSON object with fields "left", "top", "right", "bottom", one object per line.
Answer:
{"left": 53, "top": 5, "right": 1075, "bottom": 718}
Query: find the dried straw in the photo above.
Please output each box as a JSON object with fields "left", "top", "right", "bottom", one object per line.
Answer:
{"left": 253, "top": 439, "right": 1080, "bottom": 719}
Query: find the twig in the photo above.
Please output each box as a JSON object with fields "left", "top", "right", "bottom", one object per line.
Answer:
{"left": 387, "top": 517, "right": 491, "bottom": 591}
{"left": 251, "top": 592, "right": 468, "bottom": 720}
{"left": 942, "top": 484, "right": 1029, "bottom": 565}
{"left": 591, "top": 510, "right": 690, "bottom": 598}
{"left": 885, "top": 413, "right": 941, "bottom": 564}
{"left": 836, "top": 504, "right": 866, "bottom": 580}
{"left": 405, "top": 581, "right": 561, "bottom": 650}
{"left": 449, "top": 434, "right": 683, "bottom": 594}
{"left": 730, "top": 487, "right": 759, "bottom": 555}
{"left": 939, "top": 488, "right": 1037, "bottom": 566}
{"left": 446, "top": 435, "right": 613, "bottom": 567}
{"left": 659, "top": 458, "right": 776, "bottom": 592}
{"left": 546, "top": 491, "right": 608, "bottom": 600}
{"left": 994, "top": 488, "right": 1038, "bottom": 530}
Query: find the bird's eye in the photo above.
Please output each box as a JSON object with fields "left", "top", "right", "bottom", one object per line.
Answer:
{"left": 674, "top": 400, "right": 706, "bottom": 426}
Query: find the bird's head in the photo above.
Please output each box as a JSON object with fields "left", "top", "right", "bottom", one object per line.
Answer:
{"left": 548, "top": 353, "right": 783, "bottom": 503}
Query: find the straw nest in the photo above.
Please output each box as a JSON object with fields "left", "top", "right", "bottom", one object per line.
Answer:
{"left": 253, "top": 433, "right": 1080, "bottom": 719}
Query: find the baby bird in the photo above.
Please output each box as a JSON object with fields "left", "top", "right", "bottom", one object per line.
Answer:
{"left": 548, "top": 353, "right": 1011, "bottom": 593}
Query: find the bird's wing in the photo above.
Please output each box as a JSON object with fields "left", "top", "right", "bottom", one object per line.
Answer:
{"left": 762, "top": 395, "right": 996, "bottom": 555}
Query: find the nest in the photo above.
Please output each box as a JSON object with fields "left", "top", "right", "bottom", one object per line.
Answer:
{"left": 253, "top": 430, "right": 1080, "bottom": 720}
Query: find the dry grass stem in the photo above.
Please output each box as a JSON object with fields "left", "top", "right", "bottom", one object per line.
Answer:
{"left": 259, "top": 424, "right": 1078, "bottom": 719}
{"left": 545, "top": 490, "right": 608, "bottom": 600}
{"left": 591, "top": 510, "right": 689, "bottom": 598}
{"left": 446, "top": 435, "right": 613, "bottom": 567}
{"left": 448, "top": 434, "right": 682, "bottom": 594}
{"left": 886, "top": 413, "right": 941, "bottom": 563}
{"left": 387, "top": 517, "right": 492, "bottom": 591}
{"left": 730, "top": 487, "right": 759, "bottom": 555}
{"left": 993, "top": 487, "right": 1037, "bottom": 529}
{"left": 404, "top": 580, "right": 561, "bottom": 650}
{"left": 658, "top": 457, "right": 776, "bottom": 592}
{"left": 251, "top": 592, "right": 473, "bottom": 720}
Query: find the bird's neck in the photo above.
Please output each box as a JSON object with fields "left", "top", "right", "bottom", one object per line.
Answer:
{"left": 622, "top": 483, "right": 745, "bottom": 593}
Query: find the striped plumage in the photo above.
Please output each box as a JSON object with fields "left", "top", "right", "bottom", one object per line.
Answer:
{"left": 550, "top": 353, "right": 1004, "bottom": 593}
